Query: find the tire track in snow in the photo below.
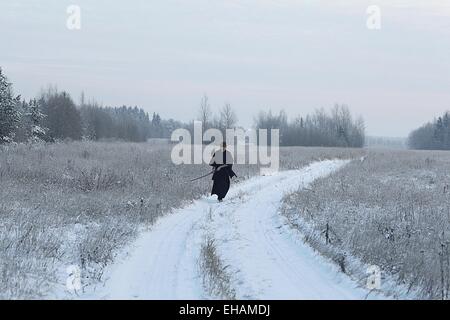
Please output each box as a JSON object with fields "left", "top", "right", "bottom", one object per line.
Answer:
{"left": 209, "top": 160, "right": 379, "bottom": 299}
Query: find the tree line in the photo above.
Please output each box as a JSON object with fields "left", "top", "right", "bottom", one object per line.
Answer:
{"left": 0, "top": 68, "right": 174, "bottom": 143}
{"left": 193, "top": 94, "right": 365, "bottom": 147}
{"left": 254, "top": 105, "right": 365, "bottom": 147}
{"left": 408, "top": 112, "right": 450, "bottom": 150}
{"left": 1, "top": 67, "right": 366, "bottom": 147}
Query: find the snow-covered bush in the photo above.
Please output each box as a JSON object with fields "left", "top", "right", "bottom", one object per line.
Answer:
{"left": 199, "top": 235, "right": 236, "bottom": 299}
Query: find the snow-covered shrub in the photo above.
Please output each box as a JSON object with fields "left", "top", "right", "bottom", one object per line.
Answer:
{"left": 199, "top": 235, "right": 236, "bottom": 299}
{"left": 0, "top": 207, "right": 63, "bottom": 299}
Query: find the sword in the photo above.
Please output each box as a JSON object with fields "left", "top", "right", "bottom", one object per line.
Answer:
{"left": 189, "top": 165, "right": 235, "bottom": 182}
{"left": 189, "top": 170, "right": 214, "bottom": 182}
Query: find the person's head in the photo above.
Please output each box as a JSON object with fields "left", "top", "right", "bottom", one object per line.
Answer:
{"left": 221, "top": 142, "right": 227, "bottom": 150}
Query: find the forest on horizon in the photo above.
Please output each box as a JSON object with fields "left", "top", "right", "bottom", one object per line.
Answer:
{"left": 0, "top": 67, "right": 447, "bottom": 151}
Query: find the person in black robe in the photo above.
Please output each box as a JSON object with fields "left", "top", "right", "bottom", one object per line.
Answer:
{"left": 209, "top": 142, "right": 236, "bottom": 202}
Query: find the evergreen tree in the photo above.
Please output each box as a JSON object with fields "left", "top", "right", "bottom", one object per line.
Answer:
{"left": 29, "top": 99, "right": 48, "bottom": 142}
{"left": 409, "top": 111, "right": 450, "bottom": 150}
{"left": 150, "top": 112, "right": 163, "bottom": 138}
{"left": 13, "top": 100, "right": 30, "bottom": 142}
{"left": 0, "top": 68, "right": 21, "bottom": 143}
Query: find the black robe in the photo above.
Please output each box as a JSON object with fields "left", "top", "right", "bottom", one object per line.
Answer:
{"left": 210, "top": 150, "right": 236, "bottom": 200}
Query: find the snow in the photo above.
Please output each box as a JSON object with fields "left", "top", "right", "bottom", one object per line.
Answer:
{"left": 83, "top": 160, "right": 384, "bottom": 300}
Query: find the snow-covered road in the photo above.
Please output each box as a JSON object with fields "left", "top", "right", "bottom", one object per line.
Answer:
{"left": 86, "top": 160, "right": 377, "bottom": 300}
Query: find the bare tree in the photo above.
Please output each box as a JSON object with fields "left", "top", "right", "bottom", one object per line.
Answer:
{"left": 80, "top": 91, "right": 86, "bottom": 107}
{"left": 198, "top": 94, "right": 212, "bottom": 131}
{"left": 219, "top": 103, "right": 237, "bottom": 131}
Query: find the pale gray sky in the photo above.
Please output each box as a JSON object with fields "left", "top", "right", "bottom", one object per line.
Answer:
{"left": 1, "top": 0, "right": 449, "bottom": 137}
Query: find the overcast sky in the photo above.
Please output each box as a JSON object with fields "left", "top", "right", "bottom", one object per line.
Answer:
{"left": 1, "top": 0, "right": 449, "bottom": 137}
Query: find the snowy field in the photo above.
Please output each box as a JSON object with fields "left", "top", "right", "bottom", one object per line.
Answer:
{"left": 3, "top": 142, "right": 447, "bottom": 300}
{"left": 282, "top": 149, "right": 450, "bottom": 299}
{"left": 0, "top": 142, "right": 363, "bottom": 299}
